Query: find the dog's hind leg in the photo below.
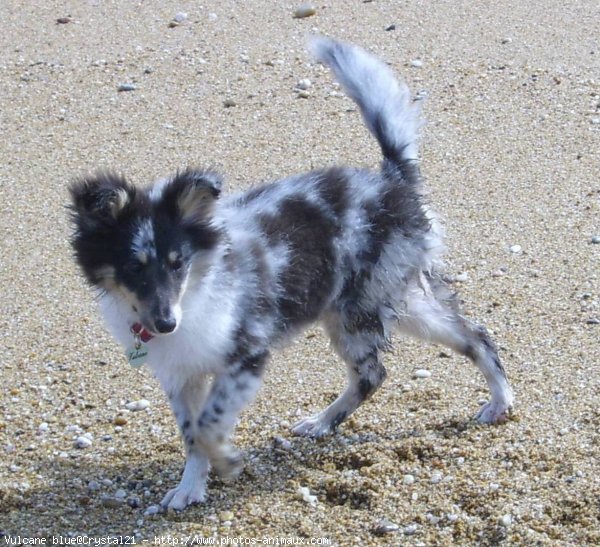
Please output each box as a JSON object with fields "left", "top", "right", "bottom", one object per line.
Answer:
{"left": 161, "top": 376, "right": 210, "bottom": 511}
{"left": 398, "top": 274, "right": 514, "bottom": 424}
{"left": 293, "top": 312, "right": 387, "bottom": 438}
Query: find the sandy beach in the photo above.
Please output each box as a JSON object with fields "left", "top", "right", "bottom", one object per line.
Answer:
{"left": 0, "top": 1, "right": 598, "bottom": 544}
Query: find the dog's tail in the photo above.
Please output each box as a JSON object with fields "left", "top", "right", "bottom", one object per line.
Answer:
{"left": 311, "top": 36, "right": 422, "bottom": 185}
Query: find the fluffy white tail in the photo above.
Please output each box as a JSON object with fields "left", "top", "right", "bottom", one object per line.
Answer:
{"left": 311, "top": 37, "right": 422, "bottom": 176}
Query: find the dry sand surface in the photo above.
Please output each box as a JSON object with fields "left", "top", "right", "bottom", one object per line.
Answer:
{"left": 1, "top": 1, "right": 599, "bottom": 545}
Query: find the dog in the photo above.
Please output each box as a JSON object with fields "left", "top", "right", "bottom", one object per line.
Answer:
{"left": 68, "top": 37, "right": 514, "bottom": 510}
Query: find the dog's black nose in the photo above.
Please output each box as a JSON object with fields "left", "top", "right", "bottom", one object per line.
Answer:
{"left": 154, "top": 317, "right": 177, "bottom": 333}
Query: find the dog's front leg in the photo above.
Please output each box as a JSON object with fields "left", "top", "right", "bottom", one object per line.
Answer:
{"left": 161, "top": 376, "right": 210, "bottom": 511}
{"left": 193, "top": 351, "right": 268, "bottom": 479}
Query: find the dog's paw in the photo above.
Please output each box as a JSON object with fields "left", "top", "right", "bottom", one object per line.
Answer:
{"left": 292, "top": 416, "right": 333, "bottom": 438}
{"left": 475, "top": 400, "right": 513, "bottom": 425}
{"left": 211, "top": 448, "right": 244, "bottom": 480}
{"left": 160, "top": 482, "right": 207, "bottom": 511}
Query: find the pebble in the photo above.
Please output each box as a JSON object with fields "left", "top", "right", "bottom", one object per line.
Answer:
{"left": 499, "top": 514, "right": 512, "bottom": 527}
{"left": 74, "top": 435, "right": 92, "bottom": 449}
{"left": 414, "top": 369, "right": 432, "bottom": 379}
{"left": 509, "top": 244, "right": 522, "bottom": 254}
{"left": 125, "top": 399, "right": 149, "bottom": 412}
{"left": 273, "top": 436, "right": 292, "bottom": 451}
{"left": 411, "top": 60, "right": 423, "bottom": 68}
{"left": 56, "top": 17, "right": 72, "bottom": 24}
{"left": 87, "top": 480, "right": 101, "bottom": 491}
{"left": 293, "top": 4, "right": 317, "bottom": 18}
{"left": 454, "top": 272, "right": 469, "bottom": 282}
{"left": 491, "top": 269, "right": 506, "bottom": 277}
{"left": 38, "top": 422, "right": 49, "bottom": 432}
{"left": 385, "top": 24, "right": 396, "bottom": 32}
{"left": 223, "top": 99, "right": 237, "bottom": 108}
{"left": 115, "top": 488, "right": 127, "bottom": 499}
{"left": 117, "top": 83, "right": 136, "bottom": 92}
{"left": 297, "top": 90, "right": 310, "bottom": 99}
{"left": 219, "top": 510, "right": 234, "bottom": 521}
{"left": 430, "top": 473, "right": 442, "bottom": 484}
{"left": 296, "top": 78, "right": 312, "bottom": 90}
{"left": 403, "top": 474, "right": 415, "bottom": 485}
{"left": 373, "top": 518, "right": 400, "bottom": 535}
{"left": 404, "top": 524, "right": 418, "bottom": 535}
{"left": 297, "top": 486, "right": 318, "bottom": 506}
{"left": 101, "top": 495, "right": 123, "bottom": 508}
{"left": 114, "top": 416, "right": 128, "bottom": 426}
{"left": 591, "top": 235, "right": 600, "bottom": 244}
{"left": 173, "top": 12, "right": 188, "bottom": 23}
{"left": 127, "top": 496, "right": 141, "bottom": 509}
{"left": 144, "top": 505, "right": 160, "bottom": 516}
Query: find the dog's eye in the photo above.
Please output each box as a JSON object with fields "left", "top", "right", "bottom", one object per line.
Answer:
{"left": 169, "top": 257, "right": 183, "bottom": 271}
{"left": 127, "top": 261, "right": 146, "bottom": 274}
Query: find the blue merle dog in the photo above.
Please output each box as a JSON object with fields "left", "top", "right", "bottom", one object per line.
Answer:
{"left": 69, "top": 37, "right": 514, "bottom": 510}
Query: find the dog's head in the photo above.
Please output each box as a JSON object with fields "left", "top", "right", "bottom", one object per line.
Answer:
{"left": 69, "top": 169, "right": 222, "bottom": 335}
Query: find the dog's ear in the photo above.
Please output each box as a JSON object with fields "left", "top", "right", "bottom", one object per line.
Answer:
{"left": 166, "top": 168, "right": 223, "bottom": 223}
{"left": 69, "top": 172, "right": 136, "bottom": 227}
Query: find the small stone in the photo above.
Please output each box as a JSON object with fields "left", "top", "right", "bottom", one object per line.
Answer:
{"left": 414, "top": 369, "right": 431, "bottom": 379}
{"left": 127, "top": 496, "right": 141, "bottom": 509}
{"left": 454, "top": 272, "right": 469, "bottom": 282}
{"left": 219, "top": 510, "right": 234, "bottom": 521}
{"left": 491, "top": 269, "right": 506, "bottom": 277}
{"left": 430, "top": 473, "right": 442, "bottom": 484}
{"left": 591, "top": 118, "right": 600, "bottom": 125}
{"left": 297, "top": 90, "right": 310, "bottom": 99}
{"left": 585, "top": 317, "right": 599, "bottom": 325}
{"left": 373, "top": 518, "right": 400, "bottom": 535}
{"left": 404, "top": 524, "right": 418, "bottom": 536}
{"left": 101, "top": 495, "right": 123, "bottom": 508}
{"left": 173, "top": 12, "right": 188, "bottom": 23}
{"left": 499, "top": 514, "right": 512, "bottom": 527}
{"left": 74, "top": 435, "right": 92, "bottom": 449}
{"left": 144, "top": 505, "right": 160, "bottom": 516}
{"left": 410, "top": 59, "right": 423, "bottom": 68}
{"left": 117, "top": 83, "right": 136, "bottom": 92}
{"left": 297, "top": 486, "right": 318, "bottom": 506}
{"left": 385, "top": 24, "right": 396, "bottom": 32}
{"left": 87, "top": 480, "right": 101, "bottom": 491}
{"left": 296, "top": 78, "right": 312, "bottom": 90}
{"left": 125, "top": 399, "right": 149, "bottom": 412}
{"left": 273, "top": 436, "right": 292, "bottom": 451}
{"left": 509, "top": 244, "right": 522, "bottom": 254}
{"left": 591, "top": 235, "right": 600, "bottom": 244}
{"left": 403, "top": 474, "right": 415, "bottom": 485}
{"left": 56, "top": 17, "right": 72, "bottom": 24}
{"left": 501, "top": 37, "right": 513, "bottom": 44}
{"left": 293, "top": 4, "right": 317, "bottom": 18}
{"left": 38, "top": 422, "right": 49, "bottom": 432}
{"left": 114, "top": 416, "right": 128, "bottom": 426}
{"left": 115, "top": 488, "right": 127, "bottom": 499}
{"left": 223, "top": 99, "right": 237, "bottom": 108}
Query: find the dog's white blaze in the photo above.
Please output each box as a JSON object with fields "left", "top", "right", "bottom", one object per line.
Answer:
{"left": 131, "top": 219, "right": 156, "bottom": 258}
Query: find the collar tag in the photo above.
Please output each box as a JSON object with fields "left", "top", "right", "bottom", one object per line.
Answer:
{"left": 127, "top": 323, "right": 152, "bottom": 368}
{"left": 127, "top": 343, "right": 149, "bottom": 368}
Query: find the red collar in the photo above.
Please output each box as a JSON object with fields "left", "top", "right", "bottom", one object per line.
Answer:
{"left": 131, "top": 322, "right": 154, "bottom": 343}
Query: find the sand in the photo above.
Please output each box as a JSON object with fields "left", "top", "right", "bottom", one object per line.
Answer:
{"left": 0, "top": 1, "right": 598, "bottom": 545}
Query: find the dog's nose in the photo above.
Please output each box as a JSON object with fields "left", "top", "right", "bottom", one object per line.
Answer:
{"left": 154, "top": 317, "right": 177, "bottom": 334}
